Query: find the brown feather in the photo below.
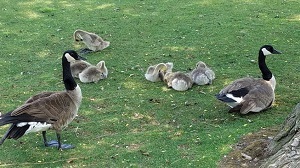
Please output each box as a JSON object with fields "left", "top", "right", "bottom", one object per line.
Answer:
{"left": 11, "top": 91, "right": 78, "bottom": 130}
{"left": 219, "top": 77, "right": 274, "bottom": 114}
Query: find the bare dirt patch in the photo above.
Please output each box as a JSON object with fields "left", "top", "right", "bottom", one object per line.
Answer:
{"left": 218, "top": 127, "right": 279, "bottom": 168}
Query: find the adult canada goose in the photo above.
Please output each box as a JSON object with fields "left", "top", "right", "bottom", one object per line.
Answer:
{"left": 73, "top": 29, "right": 110, "bottom": 54}
{"left": 0, "top": 50, "right": 84, "bottom": 150}
{"left": 70, "top": 59, "right": 91, "bottom": 78}
{"left": 145, "top": 63, "right": 168, "bottom": 82}
{"left": 79, "top": 60, "right": 108, "bottom": 83}
{"left": 164, "top": 71, "right": 193, "bottom": 91}
{"left": 190, "top": 61, "right": 215, "bottom": 85}
{"left": 216, "top": 45, "right": 281, "bottom": 114}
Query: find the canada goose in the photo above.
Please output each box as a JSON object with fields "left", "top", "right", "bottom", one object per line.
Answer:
{"left": 164, "top": 71, "right": 193, "bottom": 91}
{"left": 145, "top": 63, "right": 168, "bottom": 82}
{"left": 190, "top": 61, "right": 215, "bottom": 85}
{"left": 78, "top": 60, "right": 108, "bottom": 83}
{"left": 216, "top": 45, "right": 281, "bottom": 114}
{"left": 0, "top": 50, "right": 84, "bottom": 150}
{"left": 73, "top": 29, "right": 110, "bottom": 54}
{"left": 70, "top": 59, "right": 91, "bottom": 78}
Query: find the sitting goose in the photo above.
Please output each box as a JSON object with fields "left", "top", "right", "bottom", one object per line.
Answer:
{"left": 145, "top": 63, "right": 168, "bottom": 82}
{"left": 163, "top": 71, "right": 193, "bottom": 91}
{"left": 70, "top": 59, "right": 91, "bottom": 78}
{"left": 216, "top": 45, "right": 281, "bottom": 114}
{"left": 0, "top": 50, "right": 84, "bottom": 150}
{"left": 190, "top": 61, "right": 215, "bottom": 85}
{"left": 73, "top": 29, "right": 110, "bottom": 54}
{"left": 79, "top": 60, "right": 108, "bottom": 83}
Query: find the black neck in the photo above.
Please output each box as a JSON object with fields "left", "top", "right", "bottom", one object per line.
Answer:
{"left": 62, "top": 57, "right": 77, "bottom": 90}
{"left": 258, "top": 50, "right": 272, "bottom": 80}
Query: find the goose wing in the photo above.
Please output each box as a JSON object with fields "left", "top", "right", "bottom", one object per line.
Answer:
{"left": 239, "top": 82, "right": 274, "bottom": 114}
{"left": 218, "top": 77, "right": 256, "bottom": 95}
{"left": 11, "top": 91, "right": 75, "bottom": 123}
{"left": 216, "top": 78, "right": 254, "bottom": 101}
{"left": 24, "top": 91, "right": 56, "bottom": 104}
{"left": 89, "top": 34, "right": 103, "bottom": 46}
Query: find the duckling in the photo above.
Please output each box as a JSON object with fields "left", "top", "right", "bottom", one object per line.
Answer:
{"left": 70, "top": 60, "right": 91, "bottom": 78}
{"left": 164, "top": 71, "right": 193, "bottom": 91}
{"left": 190, "top": 61, "right": 215, "bottom": 85}
{"left": 79, "top": 60, "right": 108, "bottom": 83}
{"left": 145, "top": 63, "right": 168, "bottom": 82}
{"left": 73, "top": 29, "right": 110, "bottom": 54}
{"left": 216, "top": 45, "right": 281, "bottom": 114}
{"left": 0, "top": 50, "right": 84, "bottom": 150}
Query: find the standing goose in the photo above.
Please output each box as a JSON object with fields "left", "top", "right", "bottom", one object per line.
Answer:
{"left": 70, "top": 59, "right": 91, "bottom": 78}
{"left": 163, "top": 71, "right": 193, "bottom": 91}
{"left": 190, "top": 61, "right": 215, "bottom": 85}
{"left": 0, "top": 50, "right": 84, "bottom": 150}
{"left": 79, "top": 60, "right": 108, "bottom": 83}
{"left": 216, "top": 45, "right": 281, "bottom": 114}
{"left": 74, "top": 29, "right": 110, "bottom": 54}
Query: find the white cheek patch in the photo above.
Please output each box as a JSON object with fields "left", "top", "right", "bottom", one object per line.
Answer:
{"left": 65, "top": 53, "right": 76, "bottom": 62}
{"left": 262, "top": 48, "right": 272, "bottom": 56}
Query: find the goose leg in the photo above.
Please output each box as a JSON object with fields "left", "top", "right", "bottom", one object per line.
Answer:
{"left": 43, "top": 131, "right": 74, "bottom": 150}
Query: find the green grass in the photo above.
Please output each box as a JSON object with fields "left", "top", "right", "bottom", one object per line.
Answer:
{"left": 0, "top": 0, "right": 300, "bottom": 167}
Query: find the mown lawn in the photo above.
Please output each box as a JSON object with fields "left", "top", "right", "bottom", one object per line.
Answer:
{"left": 0, "top": 0, "right": 300, "bottom": 167}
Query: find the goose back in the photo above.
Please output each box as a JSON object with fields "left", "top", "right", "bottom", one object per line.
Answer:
{"left": 164, "top": 72, "right": 193, "bottom": 91}
{"left": 78, "top": 61, "right": 108, "bottom": 83}
{"left": 74, "top": 29, "right": 110, "bottom": 51}
{"left": 70, "top": 60, "right": 91, "bottom": 78}
{"left": 190, "top": 61, "right": 215, "bottom": 85}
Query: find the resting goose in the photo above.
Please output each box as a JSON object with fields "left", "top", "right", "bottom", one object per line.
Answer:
{"left": 79, "top": 60, "right": 108, "bottom": 83}
{"left": 216, "top": 45, "right": 281, "bottom": 114}
{"left": 73, "top": 29, "right": 110, "bottom": 54}
{"left": 70, "top": 59, "right": 91, "bottom": 78}
{"left": 0, "top": 50, "right": 84, "bottom": 150}
{"left": 190, "top": 61, "right": 215, "bottom": 85}
{"left": 145, "top": 63, "right": 168, "bottom": 82}
{"left": 164, "top": 71, "right": 193, "bottom": 91}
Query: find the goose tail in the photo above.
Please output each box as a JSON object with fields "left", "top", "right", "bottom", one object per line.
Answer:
{"left": 0, "top": 111, "right": 31, "bottom": 144}
{"left": 215, "top": 94, "right": 236, "bottom": 103}
{"left": 0, "top": 111, "right": 14, "bottom": 126}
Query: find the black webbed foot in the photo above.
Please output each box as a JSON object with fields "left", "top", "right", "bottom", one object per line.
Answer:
{"left": 45, "top": 140, "right": 75, "bottom": 150}
{"left": 79, "top": 48, "right": 94, "bottom": 55}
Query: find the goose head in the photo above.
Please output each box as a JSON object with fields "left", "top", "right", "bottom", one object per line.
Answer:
{"left": 165, "top": 62, "right": 174, "bottom": 72}
{"left": 73, "top": 30, "right": 84, "bottom": 41}
{"left": 195, "top": 61, "right": 207, "bottom": 69}
{"left": 63, "top": 50, "right": 86, "bottom": 63}
{"left": 96, "top": 60, "right": 108, "bottom": 79}
{"left": 145, "top": 63, "right": 168, "bottom": 82}
{"left": 62, "top": 50, "right": 86, "bottom": 90}
{"left": 260, "top": 45, "right": 281, "bottom": 56}
{"left": 258, "top": 45, "right": 281, "bottom": 90}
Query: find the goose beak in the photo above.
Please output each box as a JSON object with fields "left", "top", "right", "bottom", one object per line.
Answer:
{"left": 273, "top": 49, "right": 282, "bottom": 54}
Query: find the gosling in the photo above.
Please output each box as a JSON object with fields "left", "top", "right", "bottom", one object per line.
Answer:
{"left": 190, "top": 61, "right": 215, "bottom": 85}
{"left": 163, "top": 71, "right": 193, "bottom": 91}
{"left": 74, "top": 29, "right": 110, "bottom": 54}
{"left": 79, "top": 60, "right": 108, "bottom": 83}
